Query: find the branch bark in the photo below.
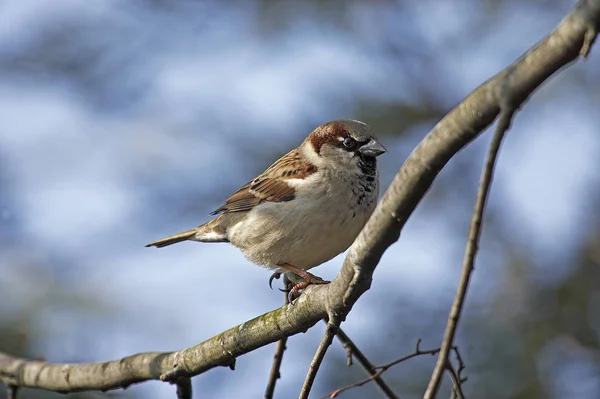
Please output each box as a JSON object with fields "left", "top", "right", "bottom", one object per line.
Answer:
{"left": 424, "top": 100, "right": 516, "bottom": 398}
{"left": 299, "top": 318, "right": 341, "bottom": 399}
{"left": 264, "top": 276, "right": 290, "bottom": 399}
{"left": 0, "top": 0, "right": 598, "bottom": 394}
{"left": 175, "top": 377, "right": 192, "bottom": 399}
{"left": 334, "top": 326, "right": 398, "bottom": 399}
{"left": 322, "top": 339, "right": 445, "bottom": 399}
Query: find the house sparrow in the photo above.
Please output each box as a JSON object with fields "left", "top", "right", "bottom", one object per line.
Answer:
{"left": 146, "top": 120, "right": 386, "bottom": 301}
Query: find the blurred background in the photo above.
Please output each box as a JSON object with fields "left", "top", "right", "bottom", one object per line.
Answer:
{"left": 1, "top": 0, "right": 599, "bottom": 398}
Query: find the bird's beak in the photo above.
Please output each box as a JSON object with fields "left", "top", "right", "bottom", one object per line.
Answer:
{"left": 359, "top": 139, "right": 387, "bottom": 157}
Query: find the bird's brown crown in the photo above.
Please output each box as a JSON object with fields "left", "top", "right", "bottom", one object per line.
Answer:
{"left": 308, "top": 121, "right": 356, "bottom": 154}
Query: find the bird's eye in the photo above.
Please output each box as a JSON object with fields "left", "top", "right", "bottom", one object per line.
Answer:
{"left": 342, "top": 137, "right": 358, "bottom": 150}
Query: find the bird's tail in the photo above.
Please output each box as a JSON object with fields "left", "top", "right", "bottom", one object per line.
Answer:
{"left": 145, "top": 229, "right": 197, "bottom": 248}
{"left": 146, "top": 217, "right": 228, "bottom": 248}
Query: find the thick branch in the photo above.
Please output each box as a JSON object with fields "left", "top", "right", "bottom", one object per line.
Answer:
{"left": 0, "top": 0, "right": 598, "bottom": 394}
{"left": 0, "top": 302, "right": 326, "bottom": 392}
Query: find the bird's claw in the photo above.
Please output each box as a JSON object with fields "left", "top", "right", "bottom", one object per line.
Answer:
{"left": 287, "top": 276, "right": 330, "bottom": 305}
{"left": 268, "top": 272, "right": 281, "bottom": 290}
{"left": 272, "top": 264, "right": 330, "bottom": 304}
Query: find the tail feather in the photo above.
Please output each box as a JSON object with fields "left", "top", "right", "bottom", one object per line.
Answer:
{"left": 146, "top": 217, "right": 228, "bottom": 248}
{"left": 146, "top": 229, "right": 197, "bottom": 248}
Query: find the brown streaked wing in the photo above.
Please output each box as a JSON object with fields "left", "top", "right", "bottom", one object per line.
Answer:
{"left": 210, "top": 149, "right": 317, "bottom": 214}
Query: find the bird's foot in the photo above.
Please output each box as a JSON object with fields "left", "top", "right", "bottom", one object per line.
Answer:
{"left": 276, "top": 263, "right": 330, "bottom": 303}
{"left": 287, "top": 275, "right": 329, "bottom": 303}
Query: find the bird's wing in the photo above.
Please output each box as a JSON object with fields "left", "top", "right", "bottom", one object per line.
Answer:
{"left": 211, "top": 149, "right": 317, "bottom": 214}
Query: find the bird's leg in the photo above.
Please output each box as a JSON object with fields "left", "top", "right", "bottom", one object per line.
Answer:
{"left": 276, "top": 263, "right": 330, "bottom": 303}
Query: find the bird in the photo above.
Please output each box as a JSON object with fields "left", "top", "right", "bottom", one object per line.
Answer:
{"left": 146, "top": 120, "right": 386, "bottom": 301}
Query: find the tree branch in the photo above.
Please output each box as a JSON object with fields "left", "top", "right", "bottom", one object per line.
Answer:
{"left": 175, "top": 377, "right": 192, "bottom": 399}
{"left": 264, "top": 276, "right": 291, "bottom": 399}
{"left": 449, "top": 347, "right": 467, "bottom": 399}
{"left": 299, "top": 318, "right": 341, "bottom": 399}
{"left": 446, "top": 362, "right": 465, "bottom": 399}
{"left": 323, "top": 342, "right": 467, "bottom": 399}
{"left": 0, "top": 0, "right": 598, "bottom": 394}
{"left": 423, "top": 90, "right": 517, "bottom": 397}
{"left": 334, "top": 326, "right": 398, "bottom": 399}
{"left": 5, "top": 384, "right": 18, "bottom": 399}
{"left": 322, "top": 339, "right": 443, "bottom": 399}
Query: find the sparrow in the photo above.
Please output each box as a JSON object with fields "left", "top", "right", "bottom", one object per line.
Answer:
{"left": 146, "top": 120, "right": 386, "bottom": 301}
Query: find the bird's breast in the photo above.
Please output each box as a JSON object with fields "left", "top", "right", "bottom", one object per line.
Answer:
{"left": 226, "top": 171, "right": 379, "bottom": 270}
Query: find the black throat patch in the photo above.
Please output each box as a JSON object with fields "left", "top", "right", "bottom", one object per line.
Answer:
{"left": 357, "top": 156, "right": 377, "bottom": 177}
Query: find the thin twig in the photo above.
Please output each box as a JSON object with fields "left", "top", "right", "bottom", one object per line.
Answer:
{"left": 424, "top": 102, "right": 517, "bottom": 399}
{"left": 322, "top": 339, "right": 441, "bottom": 399}
{"left": 265, "top": 276, "right": 291, "bottom": 399}
{"left": 446, "top": 363, "right": 465, "bottom": 399}
{"left": 333, "top": 326, "right": 399, "bottom": 399}
{"left": 175, "top": 377, "right": 192, "bottom": 399}
{"left": 299, "top": 318, "right": 341, "bottom": 399}
{"left": 453, "top": 347, "right": 467, "bottom": 384}
{"left": 449, "top": 346, "right": 467, "bottom": 399}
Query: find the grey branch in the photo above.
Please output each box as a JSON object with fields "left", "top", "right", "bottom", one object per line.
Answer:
{"left": 301, "top": 317, "right": 399, "bottom": 399}
{"left": 264, "top": 337, "right": 288, "bottom": 399}
{"left": 449, "top": 347, "right": 467, "bottom": 399}
{"left": 424, "top": 91, "right": 517, "bottom": 398}
{"left": 334, "top": 326, "right": 398, "bottom": 399}
{"left": 175, "top": 377, "right": 192, "bottom": 399}
{"left": 322, "top": 339, "right": 445, "bottom": 399}
{"left": 447, "top": 361, "right": 465, "bottom": 399}
{"left": 0, "top": 0, "right": 599, "bottom": 394}
{"left": 6, "top": 385, "right": 18, "bottom": 399}
{"left": 264, "top": 276, "right": 291, "bottom": 399}
{"left": 299, "top": 318, "right": 341, "bottom": 399}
